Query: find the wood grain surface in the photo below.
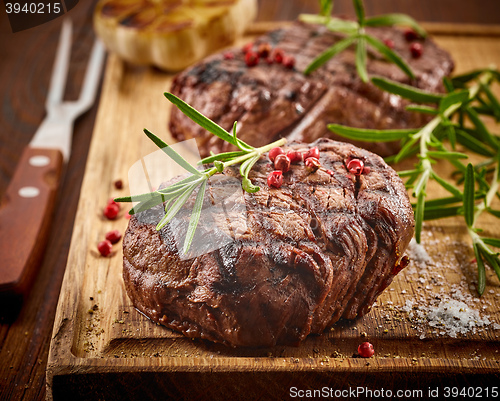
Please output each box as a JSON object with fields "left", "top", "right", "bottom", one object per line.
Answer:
{"left": 2, "top": 1, "right": 500, "bottom": 401}
{"left": 46, "top": 23, "right": 500, "bottom": 401}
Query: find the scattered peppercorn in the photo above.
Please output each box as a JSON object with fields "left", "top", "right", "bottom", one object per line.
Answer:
{"left": 305, "top": 157, "right": 321, "bottom": 171}
{"left": 267, "top": 170, "right": 283, "bottom": 188}
{"left": 223, "top": 52, "right": 234, "bottom": 60}
{"left": 268, "top": 146, "right": 284, "bottom": 162}
{"left": 97, "top": 240, "right": 112, "bottom": 257}
{"left": 304, "top": 147, "right": 320, "bottom": 160}
{"left": 114, "top": 179, "right": 123, "bottom": 189}
{"left": 274, "top": 153, "right": 291, "bottom": 172}
{"left": 105, "top": 229, "right": 122, "bottom": 244}
{"left": 283, "top": 55, "right": 295, "bottom": 69}
{"left": 383, "top": 38, "right": 395, "bottom": 49}
{"left": 242, "top": 42, "right": 253, "bottom": 54}
{"left": 358, "top": 342, "right": 374, "bottom": 358}
{"left": 104, "top": 202, "right": 120, "bottom": 220}
{"left": 245, "top": 51, "right": 259, "bottom": 67}
{"left": 286, "top": 149, "right": 302, "bottom": 164}
{"left": 404, "top": 28, "right": 418, "bottom": 41}
{"left": 410, "top": 42, "right": 423, "bottom": 58}
{"left": 272, "top": 48, "right": 284, "bottom": 64}
{"left": 257, "top": 42, "right": 271, "bottom": 57}
{"left": 347, "top": 158, "right": 365, "bottom": 175}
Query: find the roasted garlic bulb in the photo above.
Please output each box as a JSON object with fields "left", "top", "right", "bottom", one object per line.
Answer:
{"left": 94, "top": 0, "right": 257, "bottom": 71}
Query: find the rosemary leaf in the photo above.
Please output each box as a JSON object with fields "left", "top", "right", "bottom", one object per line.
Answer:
{"left": 479, "top": 244, "right": 500, "bottom": 281}
{"left": 364, "top": 13, "right": 426, "bottom": 37}
{"left": 480, "top": 82, "right": 500, "bottom": 121}
{"left": 415, "top": 191, "right": 425, "bottom": 243}
{"left": 426, "top": 150, "right": 468, "bottom": 160}
{"left": 156, "top": 182, "right": 200, "bottom": 231}
{"left": 371, "top": 76, "right": 443, "bottom": 103}
{"left": 443, "top": 77, "right": 455, "bottom": 93}
{"left": 422, "top": 205, "right": 461, "bottom": 220}
{"left": 129, "top": 194, "right": 166, "bottom": 215}
{"left": 355, "top": 36, "right": 368, "bottom": 83}
{"left": 482, "top": 237, "right": 500, "bottom": 248}
{"left": 405, "top": 104, "right": 438, "bottom": 115}
{"left": 200, "top": 150, "right": 247, "bottom": 164}
{"left": 465, "top": 106, "right": 499, "bottom": 150}
{"left": 353, "top": 0, "right": 365, "bottom": 25}
{"left": 463, "top": 163, "right": 476, "bottom": 228}
{"left": 474, "top": 243, "right": 486, "bottom": 295}
{"left": 304, "top": 36, "right": 357, "bottom": 75}
{"left": 364, "top": 34, "right": 414, "bottom": 79}
{"left": 431, "top": 172, "right": 463, "bottom": 198}
{"left": 240, "top": 154, "right": 261, "bottom": 193}
{"left": 438, "top": 90, "right": 469, "bottom": 115}
{"left": 328, "top": 123, "right": 417, "bottom": 141}
{"left": 165, "top": 92, "right": 252, "bottom": 150}
{"left": 455, "top": 128, "right": 495, "bottom": 157}
{"left": 451, "top": 69, "right": 485, "bottom": 86}
{"left": 143, "top": 129, "right": 201, "bottom": 175}
{"left": 394, "top": 135, "right": 420, "bottom": 163}
{"left": 319, "top": 0, "right": 333, "bottom": 17}
{"left": 486, "top": 208, "right": 500, "bottom": 219}
{"left": 182, "top": 179, "right": 207, "bottom": 254}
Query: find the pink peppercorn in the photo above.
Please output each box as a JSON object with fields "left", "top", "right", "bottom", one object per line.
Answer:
{"left": 245, "top": 51, "right": 259, "bottom": 67}
{"left": 358, "top": 342, "right": 375, "bottom": 358}
{"left": 272, "top": 48, "right": 284, "bottom": 64}
{"left": 274, "top": 153, "right": 291, "bottom": 172}
{"left": 347, "top": 158, "right": 364, "bottom": 175}
{"left": 105, "top": 229, "right": 122, "bottom": 244}
{"left": 383, "top": 39, "right": 395, "bottom": 49}
{"left": 267, "top": 170, "right": 283, "bottom": 188}
{"left": 104, "top": 202, "right": 119, "bottom": 220}
{"left": 286, "top": 150, "right": 302, "bottom": 164}
{"left": 257, "top": 42, "right": 271, "bottom": 57}
{"left": 268, "top": 146, "right": 285, "bottom": 162}
{"left": 304, "top": 147, "right": 320, "bottom": 160}
{"left": 404, "top": 28, "right": 418, "bottom": 41}
{"left": 305, "top": 157, "right": 321, "bottom": 171}
{"left": 223, "top": 52, "right": 234, "bottom": 60}
{"left": 242, "top": 42, "right": 253, "bottom": 54}
{"left": 97, "top": 240, "right": 112, "bottom": 257}
{"left": 114, "top": 179, "right": 123, "bottom": 189}
{"left": 410, "top": 42, "right": 423, "bottom": 58}
{"left": 283, "top": 55, "right": 295, "bottom": 69}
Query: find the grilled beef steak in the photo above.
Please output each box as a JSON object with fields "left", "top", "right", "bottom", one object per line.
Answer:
{"left": 169, "top": 22, "right": 454, "bottom": 157}
{"left": 122, "top": 139, "right": 415, "bottom": 347}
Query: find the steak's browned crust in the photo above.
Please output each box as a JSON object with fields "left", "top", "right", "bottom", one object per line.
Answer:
{"left": 122, "top": 139, "right": 415, "bottom": 347}
{"left": 169, "top": 22, "right": 454, "bottom": 157}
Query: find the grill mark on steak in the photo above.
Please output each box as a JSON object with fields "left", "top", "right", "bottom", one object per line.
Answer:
{"left": 123, "top": 139, "right": 414, "bottom": 347}
{"left": 169, "top": 22, "right": 454, "bottom": 157}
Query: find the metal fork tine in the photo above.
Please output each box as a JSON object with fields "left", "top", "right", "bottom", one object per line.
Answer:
{"left": 46, "top": 18, "right": 72, "bottom": 110}
{"left": 73, "top": 39, "right": 106, "bottom": 114}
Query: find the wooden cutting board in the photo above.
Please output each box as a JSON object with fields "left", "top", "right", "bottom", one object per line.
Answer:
{"left": 47, "top": 22, "right": 500, "bottom": 400}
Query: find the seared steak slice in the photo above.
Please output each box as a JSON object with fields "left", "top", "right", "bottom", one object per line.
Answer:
{"left": 169, "top": 22, "right": 454, "bottom": 157}
{"left": 122, "top": 139, "right": 415, "bottom": 347}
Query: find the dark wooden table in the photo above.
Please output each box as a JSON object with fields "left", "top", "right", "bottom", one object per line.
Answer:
{"left": 1, "top": 1, "right": 499, "bottom": 400}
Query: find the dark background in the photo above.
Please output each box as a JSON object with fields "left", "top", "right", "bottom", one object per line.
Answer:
{"left": 1, "top": 1, "right": 500, "bottom": 400}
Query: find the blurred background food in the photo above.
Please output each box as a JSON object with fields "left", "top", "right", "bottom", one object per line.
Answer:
{"left": 93, "top": 0, "right": 257, "bottom": 71}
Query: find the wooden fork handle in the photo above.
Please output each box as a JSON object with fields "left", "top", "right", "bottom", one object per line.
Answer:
{"left": 0, "top": 147, "right": 63, "bottom": 298}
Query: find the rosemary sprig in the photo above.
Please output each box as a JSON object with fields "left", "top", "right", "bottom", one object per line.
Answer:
{"left": 115, "top": 92, "right": 286, "bottom": 254}
{"left": 328, "top": 67, "right": 500, "bottom": 294}
{"left": 299, "top": 0, "right": 425, "bottom": 81}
